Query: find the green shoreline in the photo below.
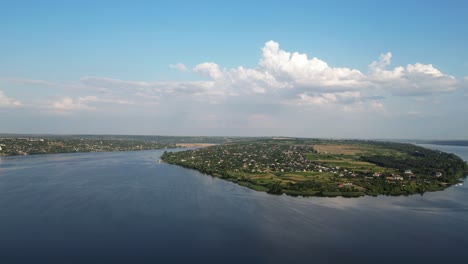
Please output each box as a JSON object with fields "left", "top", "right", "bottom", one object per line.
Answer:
{"left": 162, "top": 161, "right": 466, "bottom": 198}
{"left": 161, "top": 139, "right": 467, "bottom": 198}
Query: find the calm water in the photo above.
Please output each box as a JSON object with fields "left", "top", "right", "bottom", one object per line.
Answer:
{"left": 0, "top": 145, "right": 467, "bottom": 264}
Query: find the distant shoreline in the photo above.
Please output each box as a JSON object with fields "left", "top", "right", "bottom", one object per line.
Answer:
{"left": 420, "top": 141, "right": 468, "bottom": 147}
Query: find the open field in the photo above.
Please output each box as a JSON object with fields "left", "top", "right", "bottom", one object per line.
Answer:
{"left": 175, "top": 143, "right": 217, "bottom": 148}
{"left": 313, "top": 144, "right": 368, "bottom": 155}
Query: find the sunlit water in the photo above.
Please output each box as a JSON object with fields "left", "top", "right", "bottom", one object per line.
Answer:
{"left": 0, "top": 145, "right": 467, "bottom": 263}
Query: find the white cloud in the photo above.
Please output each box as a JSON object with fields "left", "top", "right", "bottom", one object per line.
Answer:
{"left": 169, "top": 63, "right": 188, "bottom": 72}
{"left": 193, "top": 62, "right": 223, "bottom": 80}
{"left": 182, "top": 41, "right": 461, "bottom": 108}
{"left": 49, "top": 95, "right": 133, "bottom": 114}
{"left": 81, "top": 95, "right": 134, "bottom": 105}
{"left": 368, "top": 53, "right": 459, "bottom": 96}
{"left": 258, "top": 40, "right": 366, "bottom": 89}
{"left": 368, "top": 52, "right": 392, "bottom": 74}
{"left": 80, "top": 76, "right": 154, "bottom": 90}
{"left": 293, "top": 91, "right": 362, "bottom": 106}
{"left": 0, "top": 90, "right": 21, "bottom": 107}
{"left": 3, "top": 40, "right": 464, "bottom": 118}
{"left": 51, "top": 97, "right": 96, "bottom": 112}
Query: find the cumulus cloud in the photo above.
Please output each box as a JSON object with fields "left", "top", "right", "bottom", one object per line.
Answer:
{"left": 180, "top": 41, "right": 460, "bottom": 110}
{"left": 193, "top": 62, "right": 223, "bottom": 80}
{"left": 368, "top": 52, "right": 392, "bottom": 74}
{"left": 169, "top": 63, "right": 188, "bottom": 72}
{"left": 368, "top": 52, "right": 459, "bottom": 96}
{"left": 292, "top": 91, "right": 362, "bottom": 106}
{"left": 3, "top": 40, "right": 464, "bottom": 117}
{"left": 0, "top": 90, "right": 21, "bottom": 107}
{"left": 51, "top": 97, "right": 96, "bottom": 112}
{"left": 50, "top": 95, "right": 134, "bottom": 114}
{"left": 258, "top": 40, "right": 367, "bottom": 89}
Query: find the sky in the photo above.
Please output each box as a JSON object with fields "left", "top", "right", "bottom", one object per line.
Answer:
{"left": 1, "top": 0, "right": 468, "bottom": 139}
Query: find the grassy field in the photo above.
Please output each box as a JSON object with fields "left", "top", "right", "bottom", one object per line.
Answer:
{"left": 313, "top": 143, "right": 407, "bottom": 156}
{"left": 306, "top": 143, "right": 404, "bottom": 175}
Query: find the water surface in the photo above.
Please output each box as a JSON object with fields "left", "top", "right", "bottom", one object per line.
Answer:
{"left": 0, "top": 145, "right": 467, "bottom": 263}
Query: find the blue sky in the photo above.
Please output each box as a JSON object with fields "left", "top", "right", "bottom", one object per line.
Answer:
{"left": 1, "top": 0, "right": 467, "bottom": 139}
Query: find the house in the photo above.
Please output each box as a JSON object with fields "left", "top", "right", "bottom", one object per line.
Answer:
{"left": 373, "top": 172, "right": 382, "bottom": 177}
{"left": 404, "top": 169, "right": 413, "bottom": 175}
{"left": 435, "top": 172, "right": 443, "bottom": 177}
{"left": 393, "top": 175, "right": 404, "bottom": 181}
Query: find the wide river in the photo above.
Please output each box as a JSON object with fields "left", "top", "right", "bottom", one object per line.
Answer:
{"left": 0, "top": 144, "right": 467, "bottom": 263}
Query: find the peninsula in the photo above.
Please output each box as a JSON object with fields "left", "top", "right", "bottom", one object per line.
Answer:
{"left": 161, "top": 139, "right": 467, "bottom": 197}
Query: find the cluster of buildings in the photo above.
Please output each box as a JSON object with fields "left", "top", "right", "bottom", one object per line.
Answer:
{"left": 369, "top": 169, "right": 443, "bottom": 184}
{"left": 169, "top": 143, "right": 448, "bottom": 188}
{"left": 174, "top": 143, "right": 371, "bottom": 178}
{"left": 180, "top": 143, "right": 344, "bottom": 174}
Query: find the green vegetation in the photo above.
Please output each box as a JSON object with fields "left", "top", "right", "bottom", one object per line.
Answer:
{"left": 0, "top": 134, "right": 269, "bottom": 156}
{"left": 0, "top": 134, "right": 265, "bottom": 156}
{"left": 161, "top": 139, "right": 468, "bottom": 197}
{"left": 0, "top": 137, "right": 176, "bottom": 156}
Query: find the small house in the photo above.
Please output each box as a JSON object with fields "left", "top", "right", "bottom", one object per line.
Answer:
{"left": 393, "top": 175, "right": 404, "bottom": 181}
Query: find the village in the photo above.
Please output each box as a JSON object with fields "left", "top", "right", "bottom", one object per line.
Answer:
{"left": 161, "top": 140, "right": 463, "bottom": 197}
{"left": 165, "top": 143, "right": 442, "bottom": 181}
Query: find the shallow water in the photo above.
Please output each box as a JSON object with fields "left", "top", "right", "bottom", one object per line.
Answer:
{"left": 0, "top": 144, "right": 467, "bottom": 263}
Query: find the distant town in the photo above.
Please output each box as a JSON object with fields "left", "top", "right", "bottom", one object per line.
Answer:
{"left": 0, "top": 136, "right": 176, "bottom": 156}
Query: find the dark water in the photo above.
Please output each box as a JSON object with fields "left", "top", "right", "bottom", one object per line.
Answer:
{"left": 0, "top": 145, "right": 467, "bottom": 264}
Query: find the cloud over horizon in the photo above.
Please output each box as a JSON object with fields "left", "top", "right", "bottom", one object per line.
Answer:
{"left": 3, "top": 41, "right": 462, "bottom": 111}
{"left": 0, "top": 90, "right": 21, "bottom": 107}
{"left": 1, "top": 41, "right": 466, "bottom": 138}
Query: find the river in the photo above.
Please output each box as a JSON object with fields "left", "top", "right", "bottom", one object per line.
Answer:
{"left": 0, "top": 144, "right": 467, "bottom": 263}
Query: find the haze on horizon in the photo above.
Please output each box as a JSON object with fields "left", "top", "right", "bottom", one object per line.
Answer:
{"left": 1, "top": 0, "right": 467, "bottom": 140}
